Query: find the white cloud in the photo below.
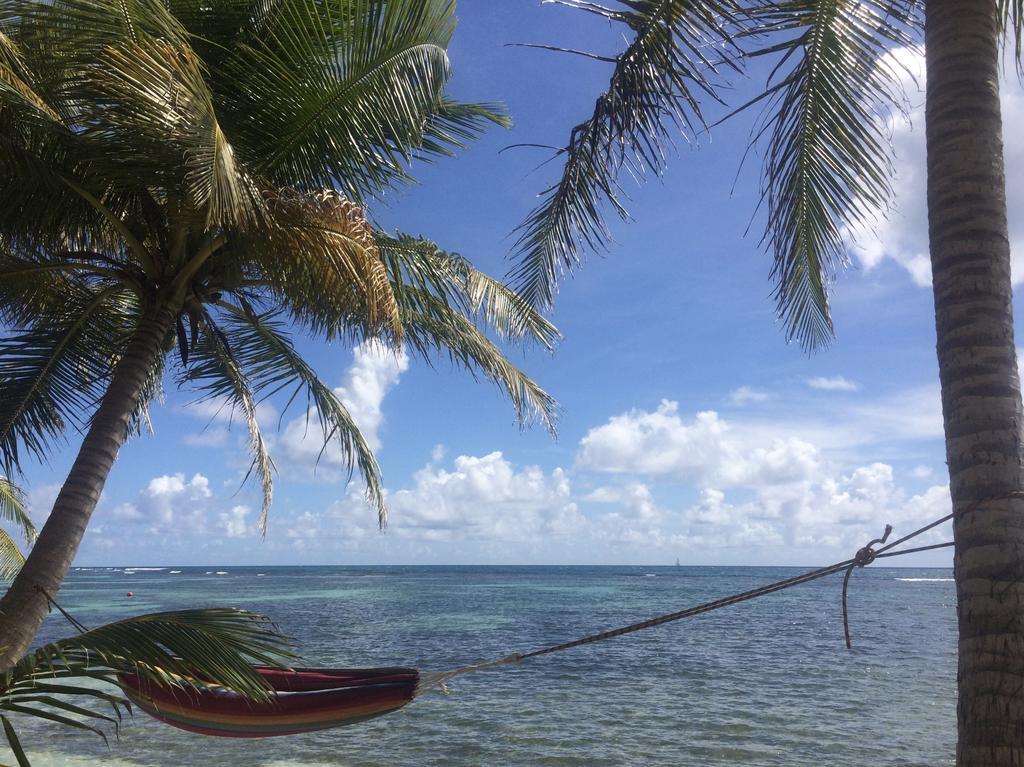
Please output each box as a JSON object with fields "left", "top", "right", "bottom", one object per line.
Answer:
{"left": 729, "top": 386, "right": 770, "bottom": 404}
{"left": 679, "top": 464, "right": 951, "bottom": 553}
{"left": 139, "top": 472, "right": 210, "bottom": 526}
{"left": 334, "top": 342, "right": 410, "bottom": 451}
{"left": 279, "top": 341, "right": 408, "bottom": 474}
{"left": 312, "top": 451, "right": 585, "bottom": 547}
{"left": 100, "top": 472, "right": 258, "bottom": 543}
{"left": 586, "top": 483, "right": 663, "bottom": 521}
{"left": 575, "top": 400, "right": 821, "bottom": 488}
{"left": 849, "top": 46, "right": 1024, "bottom": 285}
{"left": 806, "top": 376, "right": 859, "bottom": 392}
{"left": 219, "top": 505, "right": 253, "bottom": 538}
{"left": 389, "top": 452, "right": 582, "bottom": 542}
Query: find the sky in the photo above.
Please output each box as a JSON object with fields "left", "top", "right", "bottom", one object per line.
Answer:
{"left": 12, "top": 3, "right": 1024, "bottom": 567}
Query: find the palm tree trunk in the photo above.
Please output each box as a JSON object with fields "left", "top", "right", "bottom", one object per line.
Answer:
{"left": 0, "top": 305, "right": 174, "bottom": 668}
{"left": 925, "top": 1, "right": 1024, "bottom": 763}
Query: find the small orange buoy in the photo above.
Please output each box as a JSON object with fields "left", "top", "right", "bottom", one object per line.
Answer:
{"left": 126, "top": 591, "right": 134, "bottom": 597}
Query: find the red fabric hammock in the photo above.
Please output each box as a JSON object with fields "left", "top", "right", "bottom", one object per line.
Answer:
{"left": 118, "top": 667, "right": 419, "bottom": 738}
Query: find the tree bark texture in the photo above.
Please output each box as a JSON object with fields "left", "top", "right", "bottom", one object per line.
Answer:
{"left": 925, "top": 1, "right": 1024, "bottom": 764}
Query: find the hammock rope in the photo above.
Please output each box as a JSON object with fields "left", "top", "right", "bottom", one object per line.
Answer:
{"left": 424, "top": 512, "right": 959, "bottom": 690}
{"left": 40, "top": 500, "right": 1010, "bottom": 738}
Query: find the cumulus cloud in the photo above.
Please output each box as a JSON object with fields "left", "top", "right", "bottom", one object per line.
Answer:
{"left": 387, "top": 452, "right": 582, "bottom": 542}
{"left": 219, "top": 505, "right": 254, "bottom": 538}
{"left": 806, "top": 376, "right": 859, "bottom": 392}
{"left": 299, "top": 451, "right": 584, "bottom": 550}
{"left": 100, "top": 472, "right": 261, "bottom": 545}
{"left": 848, "top": 46, "right": 1024, "bottom": 285}
{"left": 576, "top": 401, "right": 821, "bottom": 488}
{"left": 110, "top": 472, "right": 212, "bottom": 528}
{"left": 279, "top": 341, "right": 408, "bottom": 474}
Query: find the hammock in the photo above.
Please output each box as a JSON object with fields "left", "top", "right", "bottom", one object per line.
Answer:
{"left": 114, "top": 516, "right": 955, "bottom": 739}
{"left": 118, "top": 667, "right": 419, "bottom": 737}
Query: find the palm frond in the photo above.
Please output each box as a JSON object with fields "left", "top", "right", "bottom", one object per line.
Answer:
{"left": 741, "top": 0, "right": 918, "bottom": 349}
{"left": 508, "top": 0, "right": 743, "bottom": 308}
{"left": 417, "top": 98, "right": 511, "bottom": 160}
{"left": 7, "top": 608, "right": 293, "bottom": 700}
{"left": 0, "top": 28, "right": 62, "bottom": 124}
{"left": 216, "top": 0, "right": 464, "bottom": 196}
{"left": 1000, "top": 0, "right": 1024, "bottom": 73}
{"left": 0, "top": 282, "right": 140, "bottom": 474}
{"left": 234, "top": 188, "right": 401, "bottom": 342}
{"left": 85, "top": 37, "right": 264, "bottom": 229}
{"left": 176, "top": 307, "right": 276, "bottom": 527}
{"left": 199, "top": 301, "right": 387, "bottom": 531}
{"left": 1, "top": 607, "right": 293, "bottom": 764}
{"left": 0, "top": 527, "right": 25, "bottom": 580}
{"left": 394, "top": 288, "right": 558, "bottom": 434}
{"left": 0, "top": 475, "right": 34, "bottom": 543}
{"left": 378, "top": 232, "right": 561, "bottom": 350}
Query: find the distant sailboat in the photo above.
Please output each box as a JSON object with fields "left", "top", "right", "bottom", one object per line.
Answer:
{"left": 675, "top": 557, "right": 681, "bottom": 567}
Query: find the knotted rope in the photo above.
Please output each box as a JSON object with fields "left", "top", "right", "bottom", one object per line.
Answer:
{"left": 423, "top": 508, "right": 972, "bottom": 692}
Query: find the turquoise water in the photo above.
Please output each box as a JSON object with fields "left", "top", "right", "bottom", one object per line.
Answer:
{"left": 7, "top": 566, "right": 956, "bottom": 766}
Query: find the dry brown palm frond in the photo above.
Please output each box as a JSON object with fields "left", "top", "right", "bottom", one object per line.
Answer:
{"left": 245, "top": 188, "right": 401, "bottom": 344}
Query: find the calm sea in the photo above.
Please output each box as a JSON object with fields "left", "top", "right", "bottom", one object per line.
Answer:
{"left": 6, "top": 565, "right": 956, "bottom": 766}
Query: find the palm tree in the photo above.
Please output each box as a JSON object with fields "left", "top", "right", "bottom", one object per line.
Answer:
{"left": 0, "top": 0, "right": 558, "bottom": 668}
{"left": 506, "top": 0, "right": 1023, "bottom": 762}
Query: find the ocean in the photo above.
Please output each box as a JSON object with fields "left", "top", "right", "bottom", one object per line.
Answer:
{"left": 5, "top": 565, "right": 956, "bottom": 766}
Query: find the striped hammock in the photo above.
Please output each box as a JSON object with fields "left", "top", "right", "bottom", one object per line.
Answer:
{"left": 118, "top": 667, "right": 420, "bottom": 738}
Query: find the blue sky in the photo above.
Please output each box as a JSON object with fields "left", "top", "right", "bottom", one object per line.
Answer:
{"left": 13, "top": 3, "right": 1024, "bottom": 566}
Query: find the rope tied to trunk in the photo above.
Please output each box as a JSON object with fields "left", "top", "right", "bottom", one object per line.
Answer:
{"left": 421, "top": 508, "right": 974, "bottom": 691}
{"left": 841, "top": 524, "right": 892, "bottom": 649}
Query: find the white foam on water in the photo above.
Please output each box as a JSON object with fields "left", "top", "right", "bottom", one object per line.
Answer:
{"left": 169, "top": 570, "right": 182, "bottom": 574}
{"left": 215, "top": 571, "right": 228, "bottom": 575}
{"left": 204, "top": 571, "right": 213, "bottom": 574}
{"left": 257, "top": 573, "right": 266, "bottom": 576}
{"left": 644, "top": 573, "right": 656, "bottom": 577}
{"left": 895, "top": 577, "right": 954, "bottom": 582}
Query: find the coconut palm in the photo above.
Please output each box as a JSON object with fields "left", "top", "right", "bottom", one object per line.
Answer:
{"left": 0, "top": 0, "right": 558, "bottom": 668}
{"left": 508, "top": 0, "right": 1023, "bottom": 763}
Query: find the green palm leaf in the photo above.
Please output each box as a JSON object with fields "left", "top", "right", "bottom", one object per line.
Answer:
{"left": 186, "top": 301, "right": 387, "bottom": 531}
{"left": 215, "top": 0, "right": 471, "bottom": 197}
{"left": 1, "top": 607, "right": 294, "bottom": 765}
{"left": 0, "top": 527, "right": 25, "bottom": 580}
{"left": 7, "top": 608, "right": 293, "bottom": 700}
{"left": 0, "top": 477, "right": 33, "bottom": 544}
{"left": 740, "top": 0, "right": 918, "bottom": 349}
{"left": 379, "top": 233, "right": 561, "bottom": 351}
{"left": 85, "top": 37, "right": 264, "bottom": 229}
{"left": 0, "top": 281, "right": 139, "bottom": 474}
{"left": 0, "top": 473, "right": 33, "bottom": 581}
{"left": 507, "top": 0, "right": 743, "bottom": 308}
{"left": 394, "top": 288, "right": 558, "bottom": 435}
{"left": 178, "top": 307, "right": 276, "bottom": 528}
